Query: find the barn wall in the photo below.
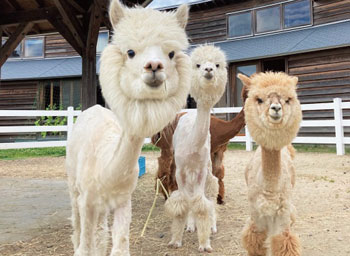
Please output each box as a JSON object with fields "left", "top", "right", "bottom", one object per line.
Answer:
{"left": 187, "top": 0, "right": 350, "bottom": 44}
{"left": 44, "top": 34, "right": 78, "bottom": 58}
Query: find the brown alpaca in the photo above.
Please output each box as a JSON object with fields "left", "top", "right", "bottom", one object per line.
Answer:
{"left": 152, "top": 87, "right": 247, "bottom": 204}
{"left": 239, "top": 72, "right": 302, "bottom": 256}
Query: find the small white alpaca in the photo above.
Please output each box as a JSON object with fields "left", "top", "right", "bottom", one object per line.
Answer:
{"left": 165, "top": 45, "right": 227, "bottom": 252}
{"left": 66, "top": 1, "right": 191, "bottom": 255}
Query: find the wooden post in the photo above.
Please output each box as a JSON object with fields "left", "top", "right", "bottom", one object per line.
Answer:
{"left": 0, "top": 26, "right": 2, "bottom": 83}
{"left": 67, "top": 106, "right": 74, "bottom": 140}
{"left": 334, "top": 98, "right": 345, "bottom": 155}
{"left": 245, "top": 126, "right": 253, "bottom": 151}
{"left": 81, "top": 2, "right": 102, "bottom": 110}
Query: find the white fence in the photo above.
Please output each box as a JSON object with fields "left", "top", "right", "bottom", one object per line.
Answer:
{"left": 0, "top": 98, "right": 349, "bottom": 155}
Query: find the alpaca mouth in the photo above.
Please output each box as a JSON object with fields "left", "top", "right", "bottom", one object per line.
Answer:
{"left": 204, "top": 73, "right": 213, "bottom": 80}
{"left": 269, "top": 114, "right": 282, "bottom": 122}
{"left": 145, "top": 79, "right": 163, "bottom": 88}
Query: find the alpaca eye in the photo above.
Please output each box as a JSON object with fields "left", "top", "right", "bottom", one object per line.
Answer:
{"left": 257, "top": 98, "right": 263, "bottom": 104}
{"left": 216, "top": 64, "right": 219, "bottom": 68}
{"left": 286, "top": 98, "right": 291, "bottom": 104}
{"left": 168, "top": 51, "right": 175, "bottom": 59}
{"left": 127, "top": 49, "right": 135, "bottom": 58}
{"left": 196, "top": 64, "right": 200, "bottom": 68}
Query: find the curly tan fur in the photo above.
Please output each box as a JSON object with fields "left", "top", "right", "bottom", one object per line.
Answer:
{"left": 242, "top": 222, "right": 267, "bottom": 256}
{"left": 239, "top": 72, "right": 302, "bottom": 256}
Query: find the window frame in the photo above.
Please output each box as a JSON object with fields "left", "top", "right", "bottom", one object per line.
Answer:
{"left": 226, "top": 0, "right": 313, "bottom": 40}
{"left": 282, "top": 0, "right": 313, "bottom": 30}
{"left": 226, "top": 10, "right": 254, "bottom": 39}
{"left": 23, "top": 36, "right": 45, "bottom": 59}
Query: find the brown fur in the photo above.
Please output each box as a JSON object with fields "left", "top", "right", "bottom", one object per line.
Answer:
{"left": 152, "top": 86, "right": 247, "bottom": 203}
{"left": 242, "top": 222, "right": 267, "bottom": 256}
{"left": 270, "top": 231, "right": 301, "bottom": 256}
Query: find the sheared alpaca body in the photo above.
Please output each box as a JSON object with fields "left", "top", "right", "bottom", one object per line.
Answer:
{"left": 239, "top": 72, "right": 302, "bottom": 256}
{"left": 66, "top": 1, "right": 191, "bottom": 255}
{"left": 165, "top": 45, "right": 227, "bottom": 252}
{"left": 152, "top": 88, "right": 247, "bottom": 204}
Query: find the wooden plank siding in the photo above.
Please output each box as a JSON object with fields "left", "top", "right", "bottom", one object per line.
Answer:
{"left": 45, "top": 33, "right": 78, "bottom": 58}
{"left": 313, "top": 0, "right": 350, "bottom": 25}
{"left": 288, "top": 47, "right": 350, "bottom": 136}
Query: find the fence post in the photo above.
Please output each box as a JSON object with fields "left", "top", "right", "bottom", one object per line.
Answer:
{"left": 245, "top": 126, "right": 253, "bottom": 151}
{"left": 67, "top": 106, "right": 74, "bottom": 141}
{"left": 333, "top": 98, "right": 345, "bottom": 155}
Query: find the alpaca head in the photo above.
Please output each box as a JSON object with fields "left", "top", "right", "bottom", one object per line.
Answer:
{"left": 238, "top": 72, "right": 302, "bottom": 150}
{"left": 189, "top": 45, "right": 227, "bottom": 107}
{"left": 99, "top": 0, "right": 191, "bottom": 137}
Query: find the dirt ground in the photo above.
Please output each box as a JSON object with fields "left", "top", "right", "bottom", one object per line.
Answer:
{"left": 0, "top": 149, "right": 349, "bottom": 256}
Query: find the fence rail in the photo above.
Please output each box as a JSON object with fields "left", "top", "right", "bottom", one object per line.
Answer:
{"left": 0, "top": 98, "right": 349, "bottom": 155}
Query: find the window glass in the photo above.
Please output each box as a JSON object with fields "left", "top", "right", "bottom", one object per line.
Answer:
{"left": 284, "top": 0, "right": 311, "bottom": 28}
{"left": 228, "top": 11, "right": 252, "bottom": 38}
{"left": 24, "top": 38, "right": 44, "bottom": 57}
{"left": 97, "top": 32, "right": 109, "bottom": 53}
{"left": 256, "top": 6, "right": 281, "bottom": 33}
{"left": 236, "top": 65, "right": 256, "bottom": 106}
{"left": 2, "top": 39, "right": 22, "bottom": 58}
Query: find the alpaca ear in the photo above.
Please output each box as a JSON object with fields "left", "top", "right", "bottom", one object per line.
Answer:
{"left": 291, "top": 76, "right": 298, "bottom": 87}
{"left": 237, "top": 73, "right": 251, "bottom": 87}
{"left": 175, "top": 4, "right": 189, "bottom": 29}
{"left": 109, "top": 0, "right": 125, "bottom": 28}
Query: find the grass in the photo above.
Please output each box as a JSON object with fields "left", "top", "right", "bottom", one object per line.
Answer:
{"left": 0, "top": 143, "right": 348, "bottom": 160}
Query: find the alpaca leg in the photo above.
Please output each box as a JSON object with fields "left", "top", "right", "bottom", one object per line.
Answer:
{"left": 95, "top": 211, "right": 109, "bottom": 256}
{"left": 75, "top": 201, "right": 98, "bottom": 256}
{"left": 110, "top": 199, "right": 132, "bottom": 256}
{"left": 165, "top": 191, "right": 188, "bottom": 248}
{"left": 242, "top": 221, "right": 267, "bottom": 256}
{"left": 217, "top": 177, "right": 225, "bottom": 205}
{"left": 169, "top": 212, "right": 188, "bottom": 248}
{"left": 270, "top": 231, "right": 301, "bottom": 256}
{"left": 186, "top": 210, "right": 196, "bottom": 233}
{"left": 209, "top": 204, "right": 217, "bottom": 234}
{"left": 193, "top": 196, "right": 212, "bottom": 252}
{"left": 70, "top": 189, "right": 81, "bottom": 251}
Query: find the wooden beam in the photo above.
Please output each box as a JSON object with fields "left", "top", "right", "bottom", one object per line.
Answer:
{"left": 0, "top": 7, "right": 59, "bottom": 26}
{"left": 93, "top": 0, "right": 111, "bottom": 31}
{"left": 0, "top": 27, "right": 3, "bottom": 81}
{"left": 142, "top": 0, "right": 153, "bottom": 7}
{"left": 34, "top": 0, "right": 45, "bottom": 8}
{"left": 66, "top": 0, "right": 86, "bottom": 13}
{"left": 0, "top": 23, "right": 33, "bottom": 67}
{"left": 54, "top": 0, "right": 85, "bottom": 48}
{"left": 48, "top": 17, "right": 82, "bottom": 56}
{"left": 81, "top": 2, "right": 102, "bottom": 110}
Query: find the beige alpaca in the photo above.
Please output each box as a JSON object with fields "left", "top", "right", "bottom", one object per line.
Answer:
{"left": 66, "top": 1, "right": 191, "bottom": 255}
{"left": 239, "top": 72, "right": 302, "bottom": 256}
{"left": 165, "top": 45, "right": 227, "bottom": 252}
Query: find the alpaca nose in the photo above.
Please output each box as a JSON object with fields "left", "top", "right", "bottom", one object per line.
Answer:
{"left": 144, "top": 60, "right": 164, "bottom": 72}
{"left": 205, "top": 67, "right": 213, "bottom": 72}
{"left": 271, "top": 103, "right": 282, "bottom": 112}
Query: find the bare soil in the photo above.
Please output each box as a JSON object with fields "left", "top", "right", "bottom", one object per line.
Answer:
{"left": 0, "top": 150, "right": 349, "bottom": 256}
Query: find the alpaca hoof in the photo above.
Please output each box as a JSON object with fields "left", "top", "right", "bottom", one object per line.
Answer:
{"left": 186, "top": 225, "right": 196, "bottom": 233}
{"left": 198, "top": 245, "right": 213, "bottom": 253}
{"left": 217, "top": 195, "right": 224, "bottom": 205}
{"left": 168, "top": 240, "right": 182, "bottom": 248}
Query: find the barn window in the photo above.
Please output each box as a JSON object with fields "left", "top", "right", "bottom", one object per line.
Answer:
{"left": 283, "top": 0, "right": 312, "bottom": 28}
{"left": 255, "top": 6, "right": 281, "bottom": 33}
{"left": 97, "top": 31, "right": 109, "bottom": 53}
{"left": 228, "top": 11, "right": 253, "bottom": 38}
{"left": 24, "top": 37, "right": 44, "bottom": 58}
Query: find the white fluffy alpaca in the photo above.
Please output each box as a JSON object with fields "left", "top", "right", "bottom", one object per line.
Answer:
{"left": 165, "top": 45, "right": 227, "bottom": 252}
{"left": 66, "top": 1, "right": 191, "bottom": 255}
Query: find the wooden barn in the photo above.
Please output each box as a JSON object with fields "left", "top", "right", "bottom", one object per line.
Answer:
{"left": 0, "top": 0, "right": 350, "bottom": 140}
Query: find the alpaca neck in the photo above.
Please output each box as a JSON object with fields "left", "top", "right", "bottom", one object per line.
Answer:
{"left": 210, "top": 108, "right": 245, "bottom": 152}
{"left": 107, "top": 131, "right": 144, "bottom": 179}
{"left": 192, "top": 102, "right": 211, "bottom": 150}
{"left": 261, "top": 146, "right": 281, "bottom": 190}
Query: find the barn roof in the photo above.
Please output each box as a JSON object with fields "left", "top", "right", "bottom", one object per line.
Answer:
{"left": 1, "top": 20, "right": 350, "bottom": 81}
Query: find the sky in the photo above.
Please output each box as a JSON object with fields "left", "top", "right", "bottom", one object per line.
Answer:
{"left": 148, "top": 0, "right": 209, "bottom": 9}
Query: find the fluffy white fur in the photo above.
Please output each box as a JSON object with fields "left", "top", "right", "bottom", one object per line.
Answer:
{"left": 165, "top": 45, "right": 227, "bottom": 252}
{"left": 66, "top": 1, "right": 191, "bottom": 255}
{"left": 239, "top": 72, "right": 302, "bottom": 256}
